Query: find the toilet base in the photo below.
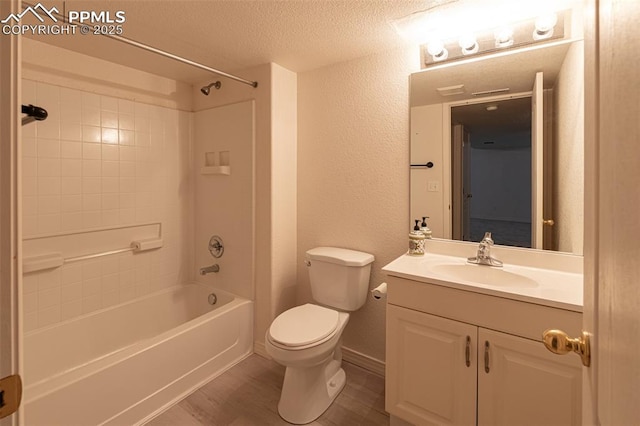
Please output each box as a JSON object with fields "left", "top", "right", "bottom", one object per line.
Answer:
{"left": 278, "top": 359, "right": 346, "bottom": 424}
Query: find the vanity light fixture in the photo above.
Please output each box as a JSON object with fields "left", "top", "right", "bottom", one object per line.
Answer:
{"left": 486, "top": 105, "right": 498, "bottom": 111}
{"left": 459, "top": 34, "right": 479, "bottom": 55}
{"left": 533, "top": 12, "right": 558, "bottom": 40}
{"left": 494, "top": 26, "right": 514, "bottom": 48}
{"left": 427, "top": 39, "right": 449, "bottom": 61}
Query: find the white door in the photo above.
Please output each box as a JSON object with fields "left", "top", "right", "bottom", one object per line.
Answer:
{"left": 581, "top": 0, "right": 640, "bottom": 424}
{"left": 531, "top": 72, "right": 544, "bottom": 249}
{"left": 0, "top": 1, "right": 22, "bottom": 425}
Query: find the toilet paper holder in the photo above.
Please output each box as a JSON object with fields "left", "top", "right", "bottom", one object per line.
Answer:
{"left": 371, "top": 282, "right": 387, "bottom": 300}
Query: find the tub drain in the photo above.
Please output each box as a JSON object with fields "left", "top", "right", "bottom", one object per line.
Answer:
{"left": 208, "top": 293, "right": 217, "bottom": 305}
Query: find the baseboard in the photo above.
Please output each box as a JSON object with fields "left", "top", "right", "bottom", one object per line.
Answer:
{"left": 342, "top": 346, "right": 385, "bottom": 377}
{"left": 254, "top": 340, "right": 270, "bottom": 359}
{"left": 254, "top": 340, "right": 385, "bottom": 377}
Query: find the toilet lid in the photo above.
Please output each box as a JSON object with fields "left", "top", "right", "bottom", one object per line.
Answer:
{"left": 269, "top": 304, "right": 339, "bottom": 347}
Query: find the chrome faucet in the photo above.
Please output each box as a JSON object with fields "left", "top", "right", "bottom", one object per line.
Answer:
{"left": 199, "top": 264, "right": 220, "bottom": 275}
{"left": 468, "top": 232, "right": 503, "bottom": 267}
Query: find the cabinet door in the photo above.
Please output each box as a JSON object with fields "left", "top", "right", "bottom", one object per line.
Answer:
{"left": 478, "top": 328, "right": 582, "bottom": 426}
{"left": 386, "top": 305, "right": 477, "bottom": 426}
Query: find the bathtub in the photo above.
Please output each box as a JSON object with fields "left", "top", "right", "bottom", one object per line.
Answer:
{"left": 23, "top": 283, "right": 253, "bottom": 426}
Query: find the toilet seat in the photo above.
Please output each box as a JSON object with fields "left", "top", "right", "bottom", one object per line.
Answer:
{"left": 269, "top": 304, "right": 339, "bottom": 347}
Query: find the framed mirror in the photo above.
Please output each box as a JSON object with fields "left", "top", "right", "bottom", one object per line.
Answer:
{"left": 410, "top": 38, "right": 584, "bottom": 254}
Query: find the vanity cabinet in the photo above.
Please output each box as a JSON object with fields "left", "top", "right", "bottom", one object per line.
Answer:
{"left": 385, "top": 276, "right": 583, "bottom": 426}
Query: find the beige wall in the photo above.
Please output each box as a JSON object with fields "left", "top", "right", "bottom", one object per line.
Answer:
{"left": 297, "top": 46, "right": 420, "bottom": 362}
{"left": 554, "top": 41, "right": 584, "bottom": 255}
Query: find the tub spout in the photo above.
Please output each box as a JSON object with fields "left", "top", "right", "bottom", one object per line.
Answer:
{"left": 199, "top": 264, "right": 220, "bottom": 275}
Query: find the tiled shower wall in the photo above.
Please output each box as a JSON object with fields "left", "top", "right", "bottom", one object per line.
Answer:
{"left": 21, "top": 80, "right": 192, "bottom": 332}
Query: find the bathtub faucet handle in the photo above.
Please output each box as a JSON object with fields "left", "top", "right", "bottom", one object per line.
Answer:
{"left": 199, "top": 264, "right": 220, "bottom": 275}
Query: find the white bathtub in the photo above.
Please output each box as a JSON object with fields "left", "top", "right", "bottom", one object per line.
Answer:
{"left": 23, "top": 283, "right": 253, "bottom": 426}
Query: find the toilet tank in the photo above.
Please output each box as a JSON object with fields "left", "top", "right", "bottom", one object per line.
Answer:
{"left": 306, "top": 247, "right": 375, "bottom": 311}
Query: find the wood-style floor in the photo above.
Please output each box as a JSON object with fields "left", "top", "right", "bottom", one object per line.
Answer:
{"left": 147, "top": 354, "right": 389, "bottom": 426}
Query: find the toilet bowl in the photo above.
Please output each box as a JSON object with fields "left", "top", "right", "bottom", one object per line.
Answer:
{"left": 265, "top": 247, "right": 374, "bottom": 425}
{"left": 265, "top": 304, "right": 350, "bottom": 424}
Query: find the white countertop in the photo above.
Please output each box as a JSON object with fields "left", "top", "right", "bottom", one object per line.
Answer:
{"left": 383, "top": 252, "right": 583, "bottom": 312}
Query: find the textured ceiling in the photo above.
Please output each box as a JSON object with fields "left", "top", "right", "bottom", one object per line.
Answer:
{"left": 26, "top": 0, "right": 446, "bottom": 83}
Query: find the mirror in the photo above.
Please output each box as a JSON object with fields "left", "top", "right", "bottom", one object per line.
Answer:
{"left": 410, "top": 39, "right": 584, "bottom": 254}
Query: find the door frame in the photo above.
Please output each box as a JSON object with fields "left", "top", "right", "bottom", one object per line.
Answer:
{"left": 442, "top": 91, "right": 532, "bottom": 240}
{"left": 0, "top": 0, "right": 23, "bottom": 425}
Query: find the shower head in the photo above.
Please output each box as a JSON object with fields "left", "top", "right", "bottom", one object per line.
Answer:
{"left": 200, "top": 81, "right": 222, "bottom": 95}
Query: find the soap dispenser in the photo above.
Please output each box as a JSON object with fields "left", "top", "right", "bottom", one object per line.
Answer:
{"left": 408, "top": 219, "right": 426, "bottom": 256}
{"left": 420, "top": 216, "right": 432, "bottom": 239}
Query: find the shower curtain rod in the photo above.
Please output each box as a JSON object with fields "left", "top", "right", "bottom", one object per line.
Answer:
{"left": 23, "top": 2, "right": 258, "bottom": 88}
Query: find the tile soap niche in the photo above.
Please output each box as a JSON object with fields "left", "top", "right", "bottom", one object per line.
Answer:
{"left": 201, "top": 150, "right": 231, "bottom": 175}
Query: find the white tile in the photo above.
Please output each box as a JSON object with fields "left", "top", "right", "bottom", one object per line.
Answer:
{"left": 61, "top": 265, "right": 83, "bottom": 285}
{"left": 37, "top": 268, "right": 61, "bottom": 291}
{"left": 135, "top": 192, "right": 152, "bottom": 207}
{"left": 37, "top": 82, "right": 60, "bottom": 106}
{"left": 23, "top": 215, "right": 38, "bottom": 237}
{"left": 82, "top": 143, "right": 102, "bottom": 160}
{"left": 119, "top": 145, "right": 135, "bottom": 161}
{"left": 61, "top": 282, "right": 82, "bottom": 303}
{"left": 38, "top": 305, "right": 62, "bottom": 327}
{"left": 101, "top": 96, "right": 119, "bottom": 112}
{"left": 135, "top": 207, "right": 152, "bottom": 223}
{"left": 101, "top": 257, "right": 119, "bottom": 275}
{"left": 24, "top": 291, "right": 38, "bottom": 313}
{"left": 81, "top": 260, "right": 101, "bottom": 279}
{"left": 82, "top": 177, "right": 101, "bottom": 194}
{"left": 22, "top": 79, "right": 36, "bottom": 103}
{"left": 22, "top": 157, "right": 37, "bottom": 177}
{"left": 36, "top": 119, "right": 60, "bottom": 140}
{"left": 82, "top": 194, "right": 101, "bottom": 211}
{"left": 118, "top": 99, "right": 134, "bottom": 114}
{"left": 101, "top": 110, "right": 119, "bottom": 129}
{"left": 61, "top": 300, "right": 82, "bottom": 320}
{"left": 102, "top": 291, "right": 119, "bottom": 308}
{"left": 119, "top": 177, "right": 135, "bottom": 192}
{"left": 60, "top": 87, "right": 82, "bottom": 105}
{"left": 24, "top": 312, "right": 38, "bottom": 332}
{"left": 38, "top": 287, "right": 61, "bottom": 309}
{"left": 101, "top": 209, "right": 119, "bottom": 226}
{"left": 134, "top": 283, "right": 150, "bottom": 297}
{"left": 134, "top": 103, "right": 149, "bottom": 117}
{"left": 83, "top": 159, "right": 102, "bottom": 177}
{"left": 119, "top": 287, "right": 135, "bottom": 302}
{"left": 102, "top": 161, "right": 119, "bottom": 177}
{"left": 119, "top": 161, "right": 135, "bottom": 177}
{"left": 82, "top": 125, "right": 101, "bottom": 143}
{"left": 101, "top": 273, "right": 119, "bottom": 293}
{"left": 37, "top": 138, "right": 60, "bottom": 158}
{"left": 82, "top": 295, "right": 101, "bottom": 314}
{"left": 136, "top": 177, "right": 153, "bottom": 192}
{"left": 118, "top": 255, "right": 134, "bottom": 272}
{"left": 119, "top": 193, "right": 135, "bottom": 209}
{"left": 135, "top": 116, "right": 150, "bottom": 133}
{"left": 61, "top": 177, "right": 82, "bottom": 195}
{"left": 37, "top": 214, "right": 61, "bottom": 234}
{"left": 60, "top": 159, "right": 82, "bottom": 177}
{"left": 101, "top": 193, "right": 119, "bottom": 210}
{"left": 82, "top": 277, "right": 101, "bottom": 297}
{"left": 60, "top": 105, "right": 83, "bottom": 124}
{"left": 135, "top": 147, "right": 151, "bottom": 162}
{"left": 60, "top": 123, "right": 82, "bottom": 141}
{"left": 118, "top": 129, "right": 135, "bottom": 146}
{"left": 23, "top": 196, "right": 38, "bottom": 215}
{"left": 37, "top": 177, "right": 60, "bottom": 195}
{"left": 37, "top": 158, "right": 61, "bottom": 177}
{"left": 82, "top": 108, "right": 101, "bottom": 126}
{"left": 102, "top": 128, "right": 119, "bottom": 144}
{"left": 38, "top": 195, "right": 61, "bottom": 214}
{"left": 118, "top": 113, "right": 135, "bottom": 130}
{"left": 102, "top": 177, "right": 119, "bottom": 193}
{"left": 119, "top": 208, "right": 135, "bottom": 224}
{"left": 135, "top": 132, "right": 150, "bottom": 147}
{"left": 102, "top": 144, "right": 119, "bottom": 161}
{"left": 81, "top": 92, "right": 100, "bottom": 109}
{"left": 22, "top": 137, "right": 37, "bottom": 157}
{"left": 82, "top": 211, "right": 101, "bottom": 228}
{"left": 60, "top": 141, "right": 82, "bottom": 159}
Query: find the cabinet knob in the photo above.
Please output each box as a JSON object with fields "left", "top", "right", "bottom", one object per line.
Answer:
{"left": 542, "top": 329, "right": 591, "bottom": 367}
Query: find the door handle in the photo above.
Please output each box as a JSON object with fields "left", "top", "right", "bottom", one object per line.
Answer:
{"left": 465, "top": 336, "right": 471, "bottom": 367}
{"left": 0, "top": 374, "right": 22, "bottom": 419}
{"left": 542, "top": 329, "right": 591, "bottom": 367}
{"left": 543, "top": 219, "right": 555, "bottom": 226}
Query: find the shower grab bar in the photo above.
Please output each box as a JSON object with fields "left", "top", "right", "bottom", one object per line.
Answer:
{"left": 23, "top": 238, "right": 163, "bottom": 273}
{"left": 21, "top": 2, "right": 258, "bottom": 89}
{"left": 21, "top": 104, "right": 48, "bottom": 126}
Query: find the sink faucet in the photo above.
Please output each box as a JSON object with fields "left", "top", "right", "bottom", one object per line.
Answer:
{"left": 199, "top": 264, "right": 220, "bottom": 275}
{"left": 468, "top": 232, "right": 503, "bottom": 267}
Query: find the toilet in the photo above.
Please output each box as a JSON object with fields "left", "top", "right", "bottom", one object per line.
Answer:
{"left": 265, "top": 247, "right": 375, "bottom": 424}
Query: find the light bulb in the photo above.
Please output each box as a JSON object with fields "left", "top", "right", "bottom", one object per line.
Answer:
{"left": 427, "top": 40, "right": 448, "bottom": 61}
{"left": 533, "top": 12, "right": 557, "bottom": 40}
{"left": 494, "top": 26, "right": 514, "bottom": 48}
{"left": 459, "top": 34, "right": 479, "bottom": 55}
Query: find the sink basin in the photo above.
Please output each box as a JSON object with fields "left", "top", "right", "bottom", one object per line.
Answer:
{"left": 430, "top": 264, "right": 539, "bottom": 288}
